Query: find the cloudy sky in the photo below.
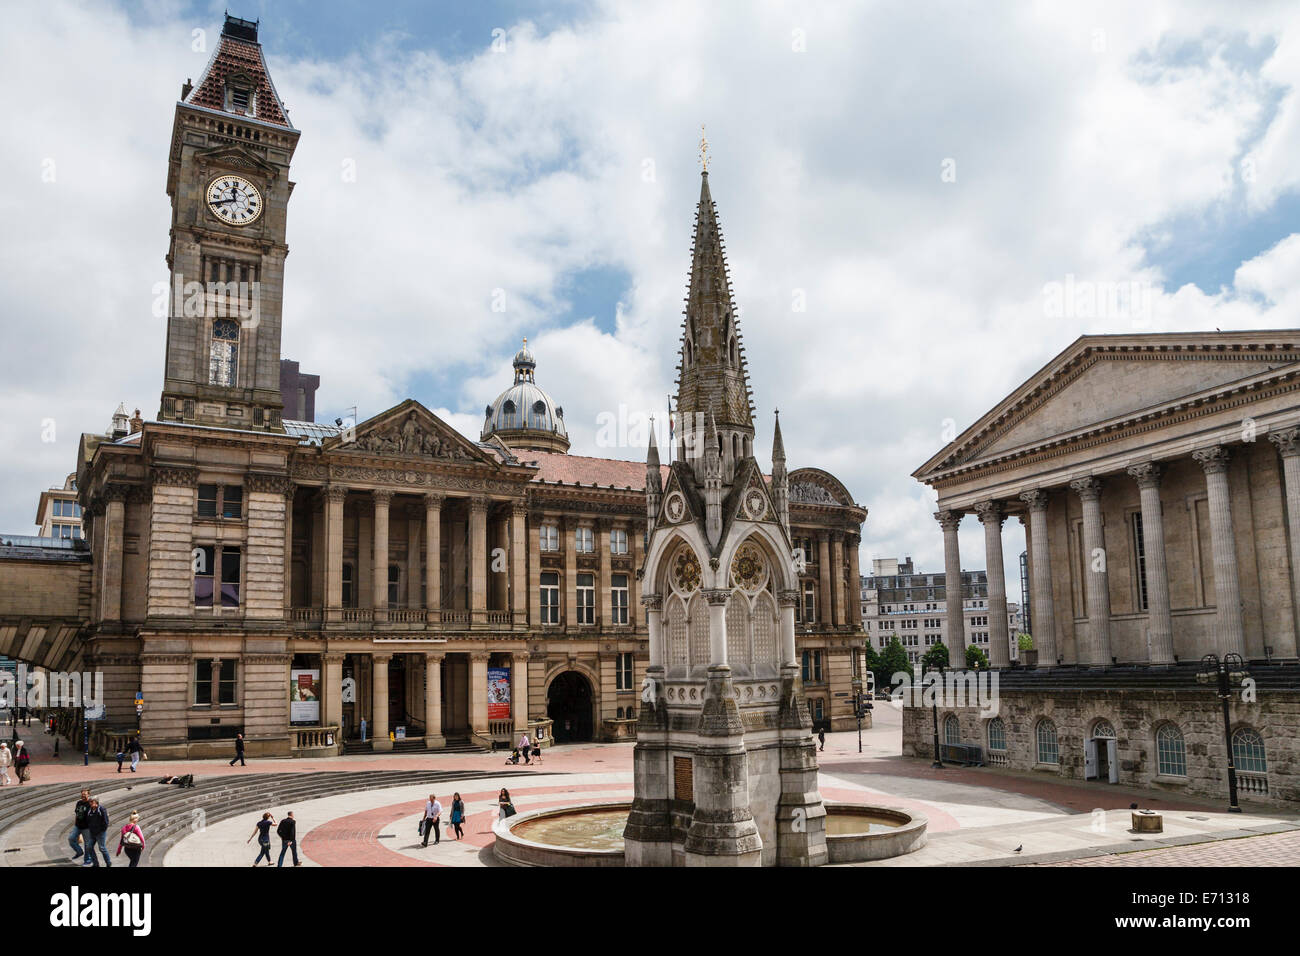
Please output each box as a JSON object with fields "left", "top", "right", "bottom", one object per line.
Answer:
{"left": 3, "top": 0, "right": 1300, "bottom": 592}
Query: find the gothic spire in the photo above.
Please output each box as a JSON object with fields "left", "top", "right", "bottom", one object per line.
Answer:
{"left": 772, "top": 408, "right": 786, "bottom": 464}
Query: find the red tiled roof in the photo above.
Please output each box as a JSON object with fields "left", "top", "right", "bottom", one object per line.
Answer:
{"left": 186, "top": 34, "right": 290, "bottom": 127}
{"left": 523, "top": 451, "right": 670, "bottom": 491}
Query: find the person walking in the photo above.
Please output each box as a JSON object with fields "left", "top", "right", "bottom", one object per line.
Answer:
{"left": 83, "top": 799, "right": 111, "bottom": 867}
{"left": 421, "top": 794, "right": 442, "bottom": 847}
{"left": 818, "top": 727, "right": 826, "bottom": 752}
{"left": 127, "top": 733, "right": 145, "bottom": 773}
{"left": 116, "top": 811, "right": 145, "bottom": 868}
{"left": 247, "top": 811, "right": 275, "bottom": 865}
{"left": 12, "top": 740, "right": 29, "bottom": 783}
{"left": 517, "top": 732, "right": 531, "bottom": 765}
{"left": 0, "top": 741, "right": 11, "bottom": 785}
{"left": 276, "top": 811, "right": 301, "bottom": 867}
{"left": 230, "top": 733, "right": 246, "bottom": 767}
{"left": 497, "top": 788, "right": 515, "bottom": 823}
{"left": 68, "top": 788, "right": 92, "bottom": 861}
{"left": 115, "top": 746, "right": 126, "bottom": 773}
{"left": 449, "top": 793, "right": 465, "bottom": 841}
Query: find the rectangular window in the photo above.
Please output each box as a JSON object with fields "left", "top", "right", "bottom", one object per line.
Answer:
{"left": 577, "top": 572, "right": 595, "bottom": 625}
{"left": 540, "top": 572, "right": 560, "bottom": 624}
{"left": 540, "top": 525, "right": 559, "bottom": 552}
{"left": 194, "top": 659, "right": 213, "bottom": 705}
{"left": 801, "top": 650, "right": 823, "bottom": 683}
{"left": 576, "top": 527, "right": 594, "bottom": 553}
{"left": 198, "top": 484, "right": 242, "bottom": 519}
{"left": 1131, "top": 512, "right": 1149, "bottom": 612}
{"left": 198, "top": 484, "right": 219, "bottom": 518}
{"left": 342, "top": 564, "right": 355, "bottom": 608}
{"left": 801, "top": 581, "right": 816, "bottom": 624}
{"left": 195, "top": 545, "right": 215, "bottom": 607}
{"left": 610, "top": 528, "right": 629, "bottom": 555}
{"left": 388, "top": 566, "right": 400, "bottom": 609}
{"left": 611, "top": 573, "right": 629, "bottom": 625}
{"left": 218, "top": 658, "right": 237, "bottom": 704}
{"left": 616, "top": 652, "right": 634, "bottom": 691}
{"left": 220, "top": 547, "right": 241, "bottom": 608}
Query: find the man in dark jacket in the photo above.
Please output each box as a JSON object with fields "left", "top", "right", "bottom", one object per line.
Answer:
{"left": 68, "top": 788, "right": 92, "bottom": 861}
{"left": 83, "top": 799, "right": 111, "bottom": 867}
{"left": 229, "top": 733, "right": 246, "bottom": 767}
{"left": 276, "top": 811, "right": 300, "bottom": 867}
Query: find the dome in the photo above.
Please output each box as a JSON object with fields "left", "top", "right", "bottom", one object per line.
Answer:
{"left": 481, "top": 339, "right": 570, "bottom": 454}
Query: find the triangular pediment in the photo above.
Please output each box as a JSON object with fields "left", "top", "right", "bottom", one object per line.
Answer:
{"left": 326, "top": 400, "right": 495, "bottom": 466}
{"left": 725, "top": 459, "right": 776, "bottom": 525}
{"left": 195, "top": 143, "right": 279, "bottom": 178}
{"left": 915, "top": 333, "right": 1300, "bottom": 479}
{"left": 659, "top": 464, "right": 697, "bottom": 526}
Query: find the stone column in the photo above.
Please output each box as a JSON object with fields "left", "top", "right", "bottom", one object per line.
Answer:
{"left": 1193, "top": 446, "right": 1246, "bottom": 658}
{"left": 406, "top": 505, "right": 422, "bottom": 611}
{"left": 371, "top": 653, "right": 392, "bottom": 750}
{"left": 706, "top": 589, "right": 730, "bottom": 666}
{"left": 1126, "top": 463, "right": 1174, "bottom": 665}
{"left": 817, "top": 534, "right": 833, "bottom": 626}
{"left": 282, "top": 484, "right": 296, "bottom": 613}
{"left": 469, "top": 652, "right": 489, "bottom": 735}
{"left": 529, "top": 510, "right": 542, "bottom": 625}
{"left": 325, "top": 485, "right": 346, "bottom": 620}
{"left": 1269, "top": 428, "right": 1300, "bottom": 659}
{"left": 511, "top": 505, "right": 528, "bottom": 626}
{"left": 935, "top": 510, "right": 966, "bottom": 660}
{"left": 424, "top": 494, "right": 443, "bottom": 623}
{"left": 512, "top": 653, "right": 528, "bottom": 731}
{"left": 1018, "top": 491, "right": 1058, "bottom": 668}
{"left": 598, "top": 518, "right": 613, "bottom": 627}
{"left": 846, "top": 533, "right": 863, "bottom": 628}
{"left": 100, "top": 485, "right": 127, "bottom": 622}
{"left": 308, "top": 495, "right": 324, "bottom": 607}
{"left": 1069, "top": 478, "right": 1112, "bottom": 666}
{"left": 323, "top": 653, "right": 344, "bottom": 731}
{"left": 372, "top": 490, "right": 392, "bottom": 622}
{"left": 423, "top": 652, "right": 444, "bottom": 748}
{"left": 469, "top": 498, "right": 488, "bottom": 625}
{"left": 778, "top": 589, "right": 798, "bottom": 667}
{"left": 644, "top": 594, "right": 664, "bottom": 669}
{"left": 830, "top": 532, "right": 846, "bottom": 627}
{"left": 356, "top": 499, "right": 372, "bottom": 609}
{"left": 563, "top": 518, "right": 578, "bottom": 627}
{"left": 974, "top": 500, "right": 1010, "bottom": 668}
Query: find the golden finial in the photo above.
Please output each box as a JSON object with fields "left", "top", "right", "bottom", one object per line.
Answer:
{"left": 699, "top": 124, "right": 709, "bottom": 172}
{"left": 522, "top": 337, "right": 528, "bottom": 348}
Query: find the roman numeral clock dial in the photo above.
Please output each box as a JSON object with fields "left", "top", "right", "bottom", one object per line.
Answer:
{"left": 206, "top": 175, "right": 263, "bottom": 225}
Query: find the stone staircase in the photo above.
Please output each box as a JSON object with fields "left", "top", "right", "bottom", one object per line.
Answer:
{"left": 0, "top": 768, "right": 522, "bottom": 868}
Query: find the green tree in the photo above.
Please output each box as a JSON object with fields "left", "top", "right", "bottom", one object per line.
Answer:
{"left": 1017, "top": 632, "right": 1034, "bottom": 651}
{"left": 861, "top": 642, "right": 883, "bottom": 690}
{"left": 878, "top": 637, "right": 913, "bottom": 689}
{"left": 965, "top": 644, "right": 990, "bottom": 669}
{"left": 920, "top": 641, "right": 949, "bottom": 674}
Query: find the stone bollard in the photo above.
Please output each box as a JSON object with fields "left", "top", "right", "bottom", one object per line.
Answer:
{"left": 1131, "top": 809, "right": 1163, "bottom": 833}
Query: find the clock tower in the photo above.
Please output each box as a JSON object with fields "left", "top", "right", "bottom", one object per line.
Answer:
{"left": 158, "top": 14, "right": 299, "bottom": 432}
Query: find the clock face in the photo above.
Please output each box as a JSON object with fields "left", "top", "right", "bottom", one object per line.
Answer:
{"left": 206, "top": 175, "right": 263, "bottom": 226}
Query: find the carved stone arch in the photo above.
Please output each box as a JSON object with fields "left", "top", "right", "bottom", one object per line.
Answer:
{"left": 646, "top": 527, "right": 707, "bottom": 597}
{"left": 719, "top": 527, "right": 795, "bottom": 594}
{"left": 543, "top": 658, "right": 601, "bottom": 693}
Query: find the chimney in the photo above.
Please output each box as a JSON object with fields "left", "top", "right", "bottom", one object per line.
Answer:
{"left": 130, "top": 408, "right": 144, "bottom": 434}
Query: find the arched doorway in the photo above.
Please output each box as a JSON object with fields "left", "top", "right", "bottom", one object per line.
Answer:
{"left": 547, "top": 671, "right": 594, "bottom": 743}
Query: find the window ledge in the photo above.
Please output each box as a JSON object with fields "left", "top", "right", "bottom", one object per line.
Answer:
{"left": 1032, "top": 762, "right": 1060, "bottom": 772}
{"left": 1153, "top": 774, "right": 1189, "bottom": 785}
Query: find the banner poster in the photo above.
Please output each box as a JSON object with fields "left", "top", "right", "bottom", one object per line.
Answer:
{"left": 487, "top": 667, "right": 511, "bottom": 720}
{"left": 290, "top": 669, "right": 321, "bottom": 723}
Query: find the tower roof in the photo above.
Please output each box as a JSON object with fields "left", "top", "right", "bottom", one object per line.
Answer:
{"left": 772, "top": 409, "right": 786, "bottom": 462}
{"left": 675, "top": 169, "right": 755, "bottom": 434}
{"left": 481, "top": 339, "right": 570, "bottom": 454}
{"left": 183, "top": 14, "right": 292, "bottom": 128}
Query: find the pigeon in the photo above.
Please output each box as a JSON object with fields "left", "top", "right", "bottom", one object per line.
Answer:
{"left": 1130, "top": 803, "right": 1138, "bottom": 810}
{"left": 1013, "top": 844, "right": 1023, "bottom": 853}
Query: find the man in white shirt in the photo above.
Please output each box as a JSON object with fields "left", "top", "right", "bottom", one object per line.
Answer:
{"left": 421, "top": 794, "right": 442, "bottom": 847}
{"left": 518, "top": 733, "right": 531, "bottom": 765}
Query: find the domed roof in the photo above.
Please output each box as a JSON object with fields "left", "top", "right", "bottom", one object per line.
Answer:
{"left": 481, "top": 339, "right": 570, "bottom": 454}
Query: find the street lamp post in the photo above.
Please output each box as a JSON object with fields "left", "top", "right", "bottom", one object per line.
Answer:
{"left": 929, "top": 662, "right": 943, "bottom": 769}
{"left": 1197, "top": 653, "right": 1248, "bottom": 813}
{"left": 851, "top": 676, "right": 863, "bottom": 754}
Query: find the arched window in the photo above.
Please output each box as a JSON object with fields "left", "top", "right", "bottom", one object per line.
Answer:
{"left": 1232, "top": 728, "right": 1267, "bottom": 775}
{"left": 209, "top": 318, "right": 240, "bottom": 386}
{"left": 666, "top": 595, "right": 688, "bottom": 670}
{"left": 752, "top": 591, "right": 779, "bottom": 672}
{"left": 688, "top": 592, "right": 709, "bottom": 668}
{"left": 729, "top": 336, "right": 736, "bottom": 364}
{"left": 725, "top": 591, "right": 751, "bottom": 675}
{"left": 1036, "top": 719, "right": 1059, "bottom": 765}
{"left": 1091, "top": 719, "right": 1115, "bottom": 739}
{"left": 987, "top": 717, "right": 1007, "bottom": 752}
{"left": 1156, "top": 723, "right": 1186, "bottom": 777}
{"left": 943, "top": 714, "right": 960, "bottom": 747}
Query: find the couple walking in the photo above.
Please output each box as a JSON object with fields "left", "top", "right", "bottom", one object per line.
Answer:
{"left": 248, "top": 810, "right": 301, "bottom": 866}
{"left": 420, "top": 793, "right": 466, "bottom": 846}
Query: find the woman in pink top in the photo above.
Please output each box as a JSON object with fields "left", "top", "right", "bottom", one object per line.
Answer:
{"left": 116, "top": 811, "right": 145, "bottom": 867}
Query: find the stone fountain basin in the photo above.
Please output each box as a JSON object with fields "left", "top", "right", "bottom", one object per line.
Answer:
{"left": 492, "top": 800, "right": 927, "bottom": 866}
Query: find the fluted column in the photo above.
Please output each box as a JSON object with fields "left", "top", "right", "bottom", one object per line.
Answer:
{"left": 1069, "top": 478, "right": 1111, "bottom": 666}
{"left": 406, "top": 505, "right": 422, "bottom": 610}
{"left": 974, "top": 501, "right": 1010, "bottom": 668}
{"left": 512, "top": 654, "right": 529, "bottom": 730}
{"left": 282, "top": 485, "right": 296, "bottom": 615}
{"left": 778, "top": 589, "right": 798, "bottom": 667}
{"left": 935, "top": 510, "right": 966, "bottom": 659}
{"left": 644, "top": 594, "right": 664, "bottom": 669}
{"left": 817, "top": 534, "right": 832, "bottom": 626}
{"left": 469, "top": 497, "right": 489, "bottom": 625}
{"left": 323, "top": 653, "right": 344, "bottom": 732}
{"left": 372, "top": 489, "right": 392, "bottom": 622}
{"left": 1126, "top": 463, "right": 1174, "bottom": 665}
{"left": 1018, "top": 491, "right": 1057, "bottom": 668}
{"left": 324, "top": 485, "right": 347, "bottom": 621}
{"left": 100, "top": 485, "right": 127, "bottom": 622}
{"left": 356, "top": 499, "right": 372, "bottom": 608}
{"left": 846, "top": 533, "right": 863, "bottom": 628}
{"left": 424, "top": 493, "right": 443, "bottom": 623}
{"left": 511, "top": 505, "right": 528, "bottom": 625}
{"left": 598, "top": 518, "right": 613, "bottom": 627}
{"left": 469, "top": 652, "right": 489, "bottom": 735}
{"left": 424, "top": 652, "right": 444, "bottom": 747}
{"left": 371, "top": 653, "right": 392, "bottom": 749}
{"left": 830, "top": 532, "right": 846, "bottom": 627}
{"left": 1269, "top": 428, "right": 1300, "bottom": 659}
{"left": 1193, "top": 446, "right": 1246, "bottom": 658}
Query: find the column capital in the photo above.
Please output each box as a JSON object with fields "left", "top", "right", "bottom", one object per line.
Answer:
{"left": 1018, "top": 489, "right": 1050, "bottom": 512}
{"left": 934, "top": 509, "right": 963, "bottom": 532}
{"left": 372, "top": 488, "right": 394, "bottom": 507}
{"left": 424, "top": 651, "right": 445, "bottom": 665}
{"left": 324, "top": 484, "right": 349, "bottom": 504}
{"left": 322, "top": 652, "right": 346, "bottom": 664}
{"left": 511, "top": 500, "right": 529, "bottom": 518}
{"left": 247, "top": 473, "right": 292, "bottom": 497}
{"left": 423, "top": 491, "right": 445, "bottom": 509}
{"left": 641, "top": 593, "right": 663, "bottom": 612}
{"left": 1269, "top": 427, "right": 1300, "bottom": 458}
{"left": 1068, "top": 477, "right": 1103, "bottom": 501}
{"left": 371, "top": 652, "right": 393, "bottom": 664}
{"left": 972, "top": 500, "right": 1004, "bottom": 525}
{"left": 1126, "top": 461, "right": 1163, "bottom": 489}
{"left": 703, "top": 588, "right": 731, "bottom": 606}
{"left": 1192, "top": 445, "right": 1230, "bottom": 475}
{"left": 470, "top": 651, "right": 491, "bottom": 663}
{"left": 102, "top": 482, "right": 131, "bottom": 503}
{"left": 150, "top": 465, "right": 198, "bottom": 489}
{"left": 777, "top": 589, "right": 800, "bottom": 608}
{"left": 469, "top": 495, "right": 490, "bottom": 515}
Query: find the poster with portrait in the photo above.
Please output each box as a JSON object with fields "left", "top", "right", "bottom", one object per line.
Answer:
{"left": 290, "top": 669, "right": 321, "bottom": 724}
{"left": 487, "top": 667, "right": 511, "bottom": 720}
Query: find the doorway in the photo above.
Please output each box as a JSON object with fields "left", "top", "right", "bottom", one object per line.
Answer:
{"left": 547, "top": 671, "right": 594, "bottom": 743}
{"left": 1085, "top": 722, "right": 1119, "bottom": 784}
